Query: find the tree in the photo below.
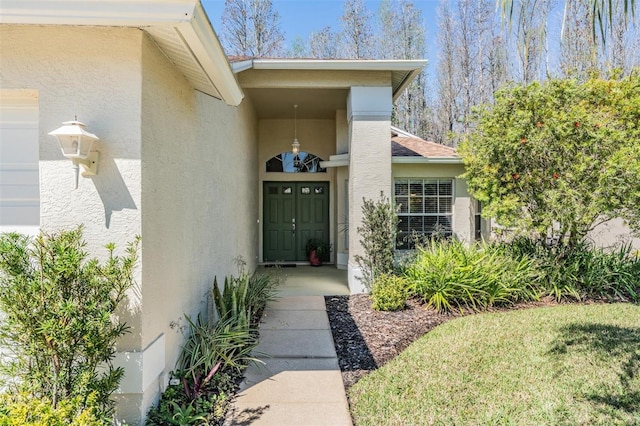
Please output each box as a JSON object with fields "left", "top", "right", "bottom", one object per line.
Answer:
{"left": 499, "top": 0, "right": 636, "bottom": 43}
{"left": 558, "top": 0, "right": 599, "bottom": 79}
{"left": 432, "top": 0, "right": 506, "bottom": 145}
{"left": 339, "top": 0, "right": 374, "bottom": 58}
{"left": 508, "top": 0, "right": 551, "bottom": 84}
{"left": 459, "top": 76, "right": 640, "bottom": 248}
{"left": 221, "top": 0, "right": 285, "bottom": 57}
{"left": 377, "top": 0, "right": 429, "bottom": 136}
{"left": 307, "top": 26, "right": 339, "bottom": 59}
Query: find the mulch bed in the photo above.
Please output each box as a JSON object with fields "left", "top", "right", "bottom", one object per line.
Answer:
{"left": 325, "top": 294, "right": 562, "bottom": 389}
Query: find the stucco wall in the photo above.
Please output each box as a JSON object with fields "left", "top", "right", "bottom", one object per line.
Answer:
{"left": 589, "top": 219, "right": 640, "bottom": 249}
{"left": 1, "top": 24, "right": 260, "bottom": 424}
{"left": 393, "top": 163, "right": 473, "bottom": 244}
{"left": 139, "top": 33, "right": 258, "bottom": 420}
{"left": 1, "top": 23, "right": 147, "bottom": 421}
{"left": 257, "top": 118, "right": 336, "bottom": 262}
{"left": 0, "top": 23, "right": 144, "bottom": 340}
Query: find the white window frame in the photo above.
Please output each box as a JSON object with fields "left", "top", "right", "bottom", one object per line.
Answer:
{"left": 394, "top": 178, "right": 455, "bottom": 248}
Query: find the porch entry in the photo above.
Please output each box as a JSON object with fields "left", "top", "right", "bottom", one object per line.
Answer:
{"left": 263, "top": 181, "right": 329, "bottom": 262}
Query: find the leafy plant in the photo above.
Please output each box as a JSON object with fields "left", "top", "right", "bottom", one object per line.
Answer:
{"left": 176, "top": 314, "right": 258, "bottom": 400}
{"left": 0, "top": 391, "right": 104, "bottom": 425}
{"left": 305, "top": 238, "right": 331, "bottom": 260}
{"left": 404, "top": 240, "right": 538, "bottom": 312}
{"left": 213, "top": 275, "right": 250, "bottom": 328}
{"left": 460, "top": 76, "right": 640, "bottom": 249}
{"left": 371, "top": 274, "right": 408, "bottom": 311}
{"left": 146, "top": 384, "right": 231, "bottom": 426}
{"left": 355, "top": 196, "right": 400, "bottom": 290}
{"left": 0, "top": 227, "right": 139, "bottom": 420}
{"left": 505, "top": 237, "right": 640, "bottom": 302}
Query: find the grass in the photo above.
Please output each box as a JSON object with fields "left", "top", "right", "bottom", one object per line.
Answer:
{"left": 349, "top": 303, "right": 640, "bottom": 425}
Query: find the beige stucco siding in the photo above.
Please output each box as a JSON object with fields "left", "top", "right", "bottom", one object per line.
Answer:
{"left": 393, "top": 163, "right": 473, "bottom": 243}
{"left": 139, "top": 33, "right": 258, "bottom": 419}
{"left": 0, "top": 23, "right": 144, "bottom": 341}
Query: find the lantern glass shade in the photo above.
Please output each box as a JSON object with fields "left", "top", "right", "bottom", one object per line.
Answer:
{"left": 48, "top": 120, "right": 99, "bottom": 160}
{"left": 291, "top": 138, "right": 300, "bottom": 156}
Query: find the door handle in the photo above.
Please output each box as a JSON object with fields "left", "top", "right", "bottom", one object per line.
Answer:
{"left": 292, "top": 218, "right": 296, "bottom": 234}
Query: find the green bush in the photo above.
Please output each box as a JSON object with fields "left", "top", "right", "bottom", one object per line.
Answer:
{"left": 404, "top": 240, "right": 538, "bottom": 312}
{"left": 506, "top": 237, "right": 640, "bottom": 302}
{"left": 146, "top": 383, "right": 231, "bottom": 426}
{"left": 148, "top": 270, "right": 278, "bottom": 423}
{"left": 0, "top": 392, "right": 104, "bottom": 425}
{"left": 355, "top": 196, "right": 400, "bottom": 290}
{"left": 371, "top": 274, "right": 408, "bottom": 311}
{"left": 0, "top": 227, "right": 139, "bottom": 420}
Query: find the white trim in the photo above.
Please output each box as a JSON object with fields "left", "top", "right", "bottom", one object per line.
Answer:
{"left": 176, "top": 3, "right": 243, "bottom": 106}
{"left": 113, "top": 333, "right": 165, "bottom": 394}
{"left": 251, "top": 58, "right": 427, "bottom": 72}
{"left": 0, "top": 1, "right": 195, "bottom": 25}
{"left": 392, "top": 157, "right": 463, "bottom": 164}
{"left": 319, "top": 153, "right": 350, "bottom": 168}
{"left": 231, "top": 59, "right": 255, "bottom": 73}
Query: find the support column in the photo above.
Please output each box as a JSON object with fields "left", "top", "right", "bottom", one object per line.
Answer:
{"left": 347, "top": 86, "right": 392, "bottom": 293}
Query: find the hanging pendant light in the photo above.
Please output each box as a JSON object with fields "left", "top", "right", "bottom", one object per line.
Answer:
{"left": 291, "top": 104, "right": 300, "bottom": 156}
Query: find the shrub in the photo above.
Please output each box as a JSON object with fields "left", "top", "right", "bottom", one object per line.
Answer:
{"left": 371, "top": 274, "right": 408, "bottom": 311}
{"left": 506, "top": 237, "right": 640, "bottom": 302}
{"left": 404, "top": 240, "right": 538, "bottom": 312}
{"left": 148, "top": 270, "right": 278, "bottom": 423}
{"left": 355, "top": 196, "right": 400, "bottom": 290}
{"left": 176, "top": 314, "right": 258, "bottom": 399}
{"left": 0, "top": 392, "right": 104, "bottom": 425}
{"left": 0, "top": 227, "right": 139, "bottom": 420}
{"left": 146, "top": 383, "right": 231, "bottom": 426}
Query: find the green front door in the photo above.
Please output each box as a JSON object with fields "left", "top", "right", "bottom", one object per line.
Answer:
{"left": 263, "top": 182, "right": 329, "bottom": 262}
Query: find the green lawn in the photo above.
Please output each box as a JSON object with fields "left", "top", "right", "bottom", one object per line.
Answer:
{"left": 349, "top": 303, "right": 640, "bottom": 425}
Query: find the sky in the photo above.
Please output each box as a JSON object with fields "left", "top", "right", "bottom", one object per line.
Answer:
{"left": 201, "top": 0, "right": 441, "bottom": 69}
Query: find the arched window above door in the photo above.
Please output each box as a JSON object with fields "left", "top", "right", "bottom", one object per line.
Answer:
{"left": 266, "top": 151, "right": 326, "bottom": 173}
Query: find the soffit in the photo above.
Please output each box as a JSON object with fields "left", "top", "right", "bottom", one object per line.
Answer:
{"left": 145, "top": 26, "right": 221, "bottom": 98}
{"left": 236, "top": 59, "right": 425, "bottom": 101}
{"left": 246, "top": 88, "right": 348, "bottom": 119}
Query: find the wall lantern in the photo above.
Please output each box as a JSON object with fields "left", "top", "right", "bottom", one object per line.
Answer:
{"left": 48, "top": 119, "right": 99, "bottom": 189}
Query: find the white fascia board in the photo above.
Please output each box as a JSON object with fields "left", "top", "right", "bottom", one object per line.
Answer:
{"left": 392, "top": 68, "right": 424, "bottom": 102}
{"left": 0, "top": 0, "right": 196, "bottom": 25}
{"left": 320, "top": 153, "right": 350, "bottom": 168}
{"left": 252, "top": 59, "right": 427, "bottom": 72}
{"left": 392, "top": 157, "right": 463, "bottom": 164}
{"left": 391, "top": 125, "right": 422, "bottom": 139}
{"left": 176, "top": 3, "right": 243, "bottom": 106}
{"left": 231, "top": 59, "right": 255, "bottom": 74}
{"left": 319, "top": 159, "right": 349, "bottom": 168}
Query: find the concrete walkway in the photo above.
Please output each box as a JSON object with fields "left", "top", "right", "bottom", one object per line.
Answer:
{"left": 225, "top": 294, "right": 352, "bottom": 425}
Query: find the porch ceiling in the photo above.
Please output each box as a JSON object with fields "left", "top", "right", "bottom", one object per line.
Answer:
{"left": 246, "top": 88, "right": 348, "bottom": 119}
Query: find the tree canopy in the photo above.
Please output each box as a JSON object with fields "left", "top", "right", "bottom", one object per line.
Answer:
{"left": 459, "top": 75, "right": 640, "bottom": 247}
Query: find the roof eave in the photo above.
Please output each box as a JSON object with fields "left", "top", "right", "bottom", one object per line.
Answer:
{"left": 0, "top": 0, "right": 244, "bottom": 106}
{"left": 245, "top": 58, "right": 426, "bottom": 97}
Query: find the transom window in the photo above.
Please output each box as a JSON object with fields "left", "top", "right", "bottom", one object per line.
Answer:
{"left": 266, "top": 151, "right": 326, "bottom": 173}
{"left": 395, "top": 178, "right": 454, "bottom": 248}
